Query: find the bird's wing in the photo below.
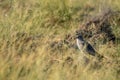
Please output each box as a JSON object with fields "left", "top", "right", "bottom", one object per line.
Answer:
{"left": 85, "top": 42, "right": 96, "bottom": 56}
{"left": 86, "top": 42, "right": 104, "bottom": 60}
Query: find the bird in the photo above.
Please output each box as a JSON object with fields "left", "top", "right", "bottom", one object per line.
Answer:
{"left": 76, "top": 33, "right": 104, "bottom": 60}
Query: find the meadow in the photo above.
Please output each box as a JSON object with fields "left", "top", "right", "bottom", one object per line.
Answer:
{"left": 0, "top": 0, "right": 120, "bottom": 80}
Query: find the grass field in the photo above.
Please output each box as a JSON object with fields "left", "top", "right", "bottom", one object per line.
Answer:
{"left": 0, "top": 0, "right": 120, "bottom": 80}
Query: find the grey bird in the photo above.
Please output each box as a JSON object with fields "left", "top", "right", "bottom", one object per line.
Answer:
{"left": 76, "top": 34, "right": 104, "bottom": 60}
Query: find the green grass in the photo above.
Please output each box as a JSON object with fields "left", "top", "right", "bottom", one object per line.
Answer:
{"left": 0, "top": 0, "right": 120, "bottom": 80}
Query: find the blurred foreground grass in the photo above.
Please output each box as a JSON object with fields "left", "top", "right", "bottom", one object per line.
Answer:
{"left": 0, "top": 0, "right": 120, "bottom": 80}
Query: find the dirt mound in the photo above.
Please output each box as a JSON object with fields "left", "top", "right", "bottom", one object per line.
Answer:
{"left": 76, "top": 9, "right": 120, "bottom": 45}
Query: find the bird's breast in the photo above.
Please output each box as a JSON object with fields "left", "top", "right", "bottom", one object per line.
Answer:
{"left": 76, "top": 39, "right": 84, "bottom": 50}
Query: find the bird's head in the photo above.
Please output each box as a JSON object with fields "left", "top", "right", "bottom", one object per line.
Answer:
{"left": 76, "top": 32, "right": 84, "bottom": 41}
{"left": 76, "top": 35, "right": 84, "bottom": 41}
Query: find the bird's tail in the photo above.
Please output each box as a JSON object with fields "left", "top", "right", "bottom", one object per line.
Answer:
{"left": 95, "top": 52, "right": 112, "bottom": 62}
{"left": 95, "top": 52, "right": 110, "bottom": 61}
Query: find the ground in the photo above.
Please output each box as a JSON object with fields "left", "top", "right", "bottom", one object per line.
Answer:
{"left": 0, "top": 0, "right": 120, "bottom": 80}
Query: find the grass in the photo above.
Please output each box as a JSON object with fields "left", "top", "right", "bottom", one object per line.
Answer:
{"left": 0, "top": 0, "right": 120, "bottom": 80}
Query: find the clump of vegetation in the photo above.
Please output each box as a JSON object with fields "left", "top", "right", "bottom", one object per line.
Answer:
{"left": 77, "top": 9, "right": 120, "bottom": 45}
{"left": 0, "top": 0, "right": 120, "bottom": 80}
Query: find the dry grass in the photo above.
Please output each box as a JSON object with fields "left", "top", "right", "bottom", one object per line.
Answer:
{"left": 0, "top": 0, "right": 120, "bottom": 80}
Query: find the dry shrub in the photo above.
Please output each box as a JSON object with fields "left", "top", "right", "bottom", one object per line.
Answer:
{"left": 77, "top": 9, "right": 120, "bottom": 45}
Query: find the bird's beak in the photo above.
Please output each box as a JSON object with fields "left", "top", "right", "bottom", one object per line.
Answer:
{"left": 75, "top": 35, "right": 78, "bottom": 39}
